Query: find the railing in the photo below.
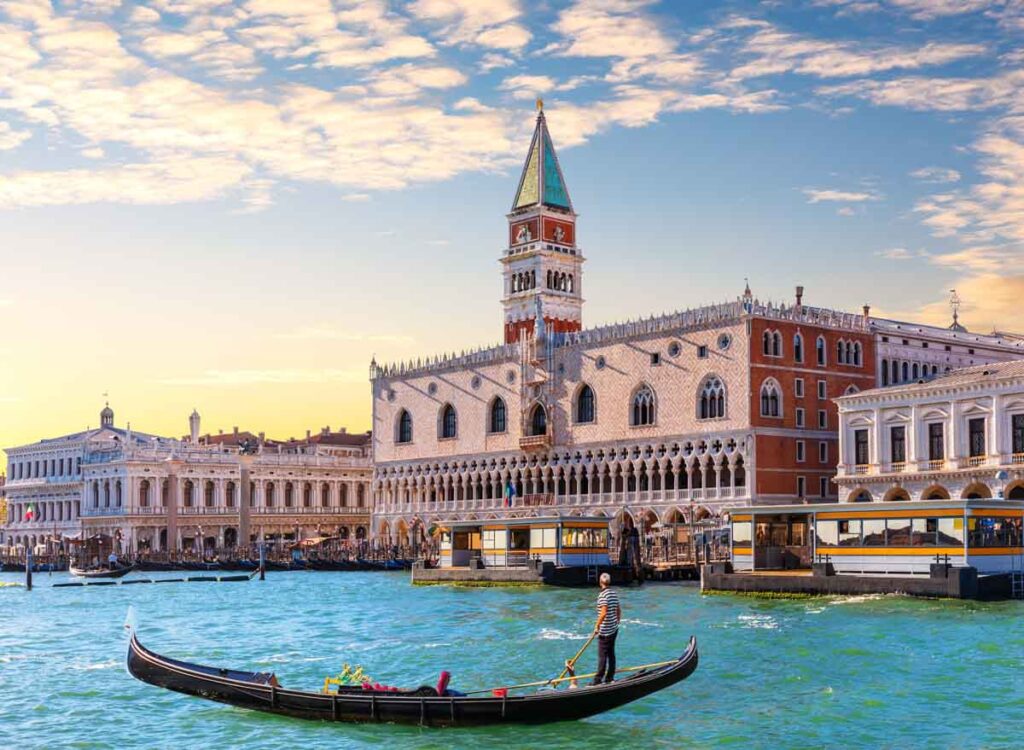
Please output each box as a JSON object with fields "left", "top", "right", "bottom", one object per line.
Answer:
{"left": 965, "top": 456, "right": 988, "bottom": 468}
{"left": 1012, "top": 453, "right": 1024, "bottom": 465}
{"left": 887, "top": 462, "right": 906, "bottom": 473}
{"left": 519, "top": 434, "right": 552, "bottom": 451}
{"left": 853, "top": 464, "right": 870, "bottom": 475}
{"left": 926, "top": 459, "right": 945, "bottom": 471}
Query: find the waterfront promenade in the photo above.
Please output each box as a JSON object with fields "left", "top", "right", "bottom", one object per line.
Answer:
{"left": 0, "top": 572, "right": 1021, "bottom": 748}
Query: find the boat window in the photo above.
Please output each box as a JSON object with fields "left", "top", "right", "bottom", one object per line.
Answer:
{"left": 815, "top": 520, "right": 838, "bottom": 546}
{"left": 862, "top": 519, "right": 886, "bottom": 546}
{"left": 885, "top": 519, "right": 912, "bottom": 546}
{"left": 911, "top": 518, "right": 938, "bottom": 546}
{"left": 968, "top": 516, "right": 1023, "bottom": 548}
{"left": 530, "top": 527, "right": 557, "bottom": 548}
{"left": 561, "top": 527, "right": 608, "bottom": 548}
{"left": 482, "top": 530, "right": 507, "bottom": 550}
{"left": 838, "top": 519, "right": 861, "bottom": 546}
{"left": 732, "top": 521, "right": 752, "bottom": 545}
{"left": 937, "top": 518, "right": 963, "bottom": 545}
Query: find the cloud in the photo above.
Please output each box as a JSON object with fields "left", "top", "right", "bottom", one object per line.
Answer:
{"left": 819, "top": 71, "right": 1024, "bottom": 111}
{"left": 341, "top": 193, "right": 371, "bottom": 202}
{"left": 158, "top": 368, "right": 367, "bottom": 386}
{"left": 408, "top": 0, "right": 530, "bottom": 50}
{"left": 0, "top": 122, "right": 31, "bottom": 150}
{"left": 816, "top": 0, "right": 1005, "bottom": 21}
{"left": 552, "top": 0, "right": 678, "bottom": 59}
{"left": 910, "top": 166, "right": 961, "bottom": 184}
{"left": 875, "top": 247, "right": 928, "bottom": 260}
{"left": 803, "top": 188, "right": 880, "bottom": 203}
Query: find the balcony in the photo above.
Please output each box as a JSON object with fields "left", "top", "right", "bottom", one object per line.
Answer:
{"left": 925, "top": 459, "right": 945, "bottom": 471}
{"left": 1012, "top": 453, "right": 1024, "bottom": 465}
{"left": 519, "top": 434, "right": 552, "bottom": 451}
{"left": 853, "top": 464, "right": 870, "bottom": 475}
{"left": 964, "top": 455, "right": 988, "bottom": 468}
{"left": 885, "top": 462, "right": 906, "bottom": 474}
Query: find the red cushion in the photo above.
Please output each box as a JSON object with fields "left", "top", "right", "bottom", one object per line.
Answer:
{"left": 436, "top": 670, "right": 451, "bottom": 695}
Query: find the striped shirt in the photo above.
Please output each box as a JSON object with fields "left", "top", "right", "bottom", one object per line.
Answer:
{"left": 596, "top": 588, "right": 620, "bottom": 636}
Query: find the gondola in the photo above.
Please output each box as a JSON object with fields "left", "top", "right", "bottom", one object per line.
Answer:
{"left": 70, "top": 564, "right": 134, "bottom": 579}
{"left": 125, "top": 629, "right": 698, "bottom": 727}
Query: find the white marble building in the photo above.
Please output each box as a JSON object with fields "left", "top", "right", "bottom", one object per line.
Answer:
{"left": 835, "top": 360, "right": 1024, "bottom": 503}
{"left": 3, "top": 405, "right": 372, "bottom": 553}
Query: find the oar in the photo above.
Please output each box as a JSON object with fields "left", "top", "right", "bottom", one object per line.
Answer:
{"left": 465, "top": 658, "right": 678, "bottom": 696}
{"left": 546, "top": 631, "right": 596, "bottom": 687}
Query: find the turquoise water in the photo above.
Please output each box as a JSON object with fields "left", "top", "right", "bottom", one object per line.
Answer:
{"left": 1, "top": 571, "right": 1022, "bottom": 749}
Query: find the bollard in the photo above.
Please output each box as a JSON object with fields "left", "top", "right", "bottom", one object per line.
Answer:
{"left": 259, "top": 543, "right": 265, "bottom": 581}
{"left": 26, "top": 548, "right": 33, "bottom": 591}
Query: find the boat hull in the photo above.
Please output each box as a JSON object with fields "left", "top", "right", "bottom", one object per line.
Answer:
{"left": 126, "top": 632, "right": 697, "bottom": 727}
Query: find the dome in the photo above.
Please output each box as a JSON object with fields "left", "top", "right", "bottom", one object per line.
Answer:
{"left": 100, "top": 403, "right": 114, "bottom": 427}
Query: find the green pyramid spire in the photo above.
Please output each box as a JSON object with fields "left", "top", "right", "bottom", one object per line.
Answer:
{"left": 512, "top": 105, "right": 573, "bottom": 212}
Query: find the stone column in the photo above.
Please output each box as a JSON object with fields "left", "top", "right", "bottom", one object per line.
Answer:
{"left": 239, "top": 457, "right": 252, "bottom": 549}
{"left": 166, "top": 462, "right": 180, "bottom": 552}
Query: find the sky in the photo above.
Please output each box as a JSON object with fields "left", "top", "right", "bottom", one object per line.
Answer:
{"left": 1, "top": 0, "right": 1022, "bottom": 452}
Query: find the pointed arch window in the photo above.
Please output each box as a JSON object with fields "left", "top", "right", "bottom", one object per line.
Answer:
{"left": 772, "top": 331, "right": 782, "bottom": 357}
{"left": 440, "top": 404, "right": 457, "bottom": 439}
{"left": 816, "top": 336, "right": 826, "bottom": 366}
{"left": 699, "top": 376, "right": 726, "bottom": 420}
{"left": 631, "top": 385, "right": 656, "bottom": 426}
{"left": 837, "top": 339, "right": 846, "bottom": 364}
{"left": 576, "top": 384, "right": 596, "bottom": 424}
{"left": 396, "top": 409, "right": 413, "bottom": 444}
{"left": 760, "top": 378, "right": 782, "bottom": 418}
{"left": 853, "top": 341, "right": 862, "bottom": 366}
{"left": 530, "top": 403, "right": 547, "bottom": 436}
{"left": 762, "top": 330, "right": 772, "bottom": 356}
{"left": 489, "top": 397, "right": 507, "bottom": 433}
{"left": 794, "top": 333, "right": 804, "bottom": 363}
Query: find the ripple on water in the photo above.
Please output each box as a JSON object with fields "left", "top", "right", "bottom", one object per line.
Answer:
{"left": 0, "top": 572, "right": 1023, "bottom": 750}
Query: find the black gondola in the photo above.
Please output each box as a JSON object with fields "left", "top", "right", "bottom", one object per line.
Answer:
{"left": 126, "top": 630, "right": 698, "bottom": 727}
{"left": 70, "top": 564, "right": 134, "bottom": 579}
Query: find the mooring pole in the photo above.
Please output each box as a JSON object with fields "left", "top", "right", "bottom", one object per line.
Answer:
{"left": 26, "top": 547, "right": 33, "bottom": 591}
{"left": 259, "top": 542, "right": 265, "bottom": 581}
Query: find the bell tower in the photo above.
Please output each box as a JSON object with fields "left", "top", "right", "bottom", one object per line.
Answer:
{"left": 502, "top": 101, "right": 584, "bottom": 344}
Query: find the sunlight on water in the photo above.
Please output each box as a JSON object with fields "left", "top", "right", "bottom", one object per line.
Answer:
{"left": 0, "top": 573, "right": 1022, "bottom": 749}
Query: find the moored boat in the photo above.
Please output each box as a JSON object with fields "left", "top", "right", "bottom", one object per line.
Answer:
{"left": 70, "top": 564, "right": 134, "bottom": 579}
{"left": 125, "top": 629, "right": 697, "bottom": 726}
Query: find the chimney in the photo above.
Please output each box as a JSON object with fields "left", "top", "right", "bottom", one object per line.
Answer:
{"left": 795, "top": 285, "right": 804, "bottom": 310}
{"left": 863, "top": 304, "right": 871, "bottom": 320}
{"left": 340, "top": 427, "right": 347, "bottom": 434}
{"left": 306, "top": 429, "right": 311, "bottom": 440}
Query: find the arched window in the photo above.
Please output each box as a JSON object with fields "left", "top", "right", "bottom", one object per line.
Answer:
{"left": 576, "top": 384, "right": 595, "bottom": 423}
{"left": 139, "top": 479, "right": 150, "bottom": 508}
{"left": 794, "top": 333, "right": 804, "bottom": 363}
{"left": 568, "top": 274, "right": 574, "bottom": 293}
{"left": 816, "top": 336, "right": 826, "bottom": 366}
{"left": 772, "top": 331, "right": 782, "bottom": 357}
{"left": 489, "top": 397, "right": 507, "bottom": 433}
{"left": 837, "top": 339, "right": 845, "bottom": 364}
{"left": 845, "top": 341, "right": 853, "bottom": 365}
{"left": 853, "top": 341, "right": 862, "bottom": 366}
{"left": 529, "top": 403, "right": 547, "bottom": 436}
{"left": 760, "top": 379, "right": 782, "bottom": 417}
{"left": 902, "top": 361, "right": 909, "bottom": 382}
{"left": 546, "top": 269, "right": 553, "bottom": 289}
{"left": 762, "top": 330, "right": 772, "bottom": 355}
{"left": 881, "top": 359, "right": 889, "bottom": 386}
{"left": 844, "top": 384, "right": 860, "bottom": 395}
{"left": 891, "top": 360, "right": 899, "bottom": 383}
{"left": 912, "top": 362, "right": 920, "bottom": 380}
{"left": 440, "top": 404, "right": 457, "bottom": 439}
{"left": 396, "top": 409, "right": 413, "bottom": 444}
{"left": 204, "top": 481, "right": 215, "bottom": 507}
{"left": 631, "top": 385, "right": 656, "bottom": 426}
{"left": 699, "top": 376, "right": 725, "bottom": 420}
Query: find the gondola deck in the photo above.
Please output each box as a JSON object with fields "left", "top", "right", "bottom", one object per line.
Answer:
{"left": 125, "top": 630, "right": 698, "bottom": 726}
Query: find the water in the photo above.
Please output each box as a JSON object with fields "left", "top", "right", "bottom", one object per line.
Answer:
{"left": 1, "top": 572, "right": 1022, "bottom": 749}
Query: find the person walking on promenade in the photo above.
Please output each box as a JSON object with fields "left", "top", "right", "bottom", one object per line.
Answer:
{"left": 592, "top": 573, "right": 621, "bottom": 685}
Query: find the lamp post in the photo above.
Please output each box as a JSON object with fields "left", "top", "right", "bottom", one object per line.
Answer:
{"left": 996, "top": 469, "right": 1009, "bottom": 500}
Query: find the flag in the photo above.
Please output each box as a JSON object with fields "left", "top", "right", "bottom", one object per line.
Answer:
{"left": 24, "top": 504, "right": 35, "bottom": 521}
{"left": 504, "top": 481, "right": 516, "bottom": 508}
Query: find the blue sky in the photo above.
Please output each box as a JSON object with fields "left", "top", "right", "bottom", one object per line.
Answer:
{"left": 0, "top": 0, "right": 1022, "bottom": 448}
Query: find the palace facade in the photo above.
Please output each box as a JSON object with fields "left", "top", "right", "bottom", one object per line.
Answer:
{"left": 2, "top": 405, "right": 372, "bottom": 553}
{"left": 835, "top": 360, "right": 1024, "bottom": 503}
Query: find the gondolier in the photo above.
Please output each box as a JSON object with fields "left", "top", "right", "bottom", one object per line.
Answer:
{"left": 592, "top": 573, "right": 621, "bottom": 685}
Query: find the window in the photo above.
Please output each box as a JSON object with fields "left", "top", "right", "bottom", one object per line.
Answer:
{"left": 796, "top": 407, "right": 805, "bottom": 428}
{"left": 576, "top": 385, "right": 595, "bottom": 424}
{"left": 968, "top": 418, "right": 986, "bottom": 457}
{"left": 817, "top": 380, "right": 826, "bottom": 400}
{"left": 837, "top": 339, "right": 845, "bottom": 364}
{"left": 762, "top": 330, "right": 771, "bottom": 355}
{"left": 440, "top": 404, "right": 457, "bottom": 439}
{"left": 816, "top": 336, "right": 826, "bottom": 366}
{"left": 795, "top": 378, "right": 804, "bottom": 398}
{"left": 1013, "top": 414, "right": 1024, "bottom": 455}
{"left": 854, "top": 429, "right": 869, "bottom": 465}
{"left": 759, "top": 379, "right": 781, "bottom": 418}
{"left": 632, "top": 385, "right": 656, "bottom": 426}
{"left": 853, "top": 342, "right": 862, "bottom": 366}
{"left": 819, "top": 441, "right": 828, "bottom": 463}
{"left": 650, "top": 352, "right": 661, "bottom": 366}
{"left": 772, "top": 331, "right": 782, "bottom": 357}
{"left": 699, "top": 376, "right": 726, "bottom": 420}
{"left": 396, "top": 410, "right": 413, "bottom": 444}
{"left": 928, "top": 423, "right": 944, "bottom": 461}
{"left": 881, "top": 359, "right": 889, "bottom": 386}
{"left": 796, "top": 440, "right": 806, "bottom": 462}
{"left": 817, "top": 409, "right": 827, "bottom": 429}
{"left": 530, "top": 403, "right": 547, "bottom": 436}
{"left": 489, "top": 398, "right": 507, "bottom": 433}
{"left": 794, "top": 333, "right": 804, "bottom": 363}
{"left": 819, "top": 476, "right": 829, "bottom": 497}
{"left": 697, "top": 345, "right": 708, "bottom": 359}
{"left": 890, "top": 426, "right": 906, "bottom": 463}
{"left": 797, "top": 476, "right": 806, "bottom": 498}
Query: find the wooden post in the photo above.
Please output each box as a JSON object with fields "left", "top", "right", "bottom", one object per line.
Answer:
{"left": 26, "top": 547, "right": 33, "bottom": 591}
{"left": 259, "top": 542, "right": 265, "bottom": 581}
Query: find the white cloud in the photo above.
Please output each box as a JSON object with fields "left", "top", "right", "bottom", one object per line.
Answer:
{"left": 819, "top": 71, "right": 1024, "bottom": 111}
{"left": 0, "top": 122, "right": 31, "bottom": 150}
{"left": 341, "top": 193, "right": 371, "bottom": 202}
{"left": 875, "top": 247, "right": 929, "bottom": 260}
{"left": 910, "top": 166, "right": 961, "bottom": 183}
{"left": 408, "top": 0, "right": 530, "bottom": 50}
{"left": 803, "top": 188, "right": 880, "bottom": 203}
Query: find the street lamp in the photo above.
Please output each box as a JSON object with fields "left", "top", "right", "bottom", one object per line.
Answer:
{"left": 996, "top": 469, "right": 1009, "bottom": 499}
